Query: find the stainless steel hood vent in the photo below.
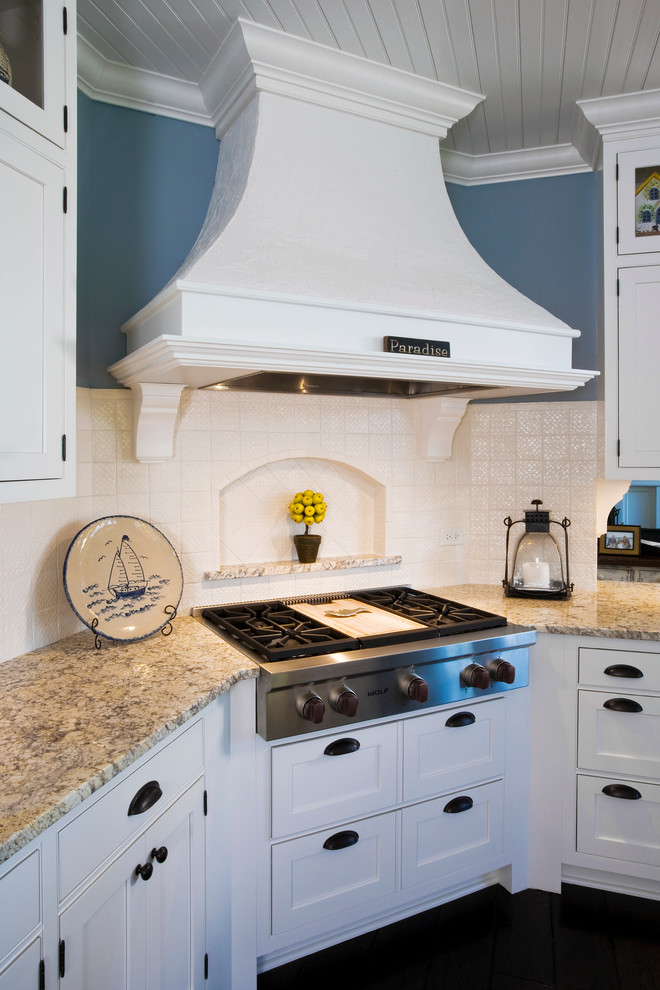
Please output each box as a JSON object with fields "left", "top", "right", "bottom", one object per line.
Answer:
{"left": 206, "top": 371, "right": 495, "bottom": 399}
{"left": 109, "top": 19, "right": 596, "bottom": 463}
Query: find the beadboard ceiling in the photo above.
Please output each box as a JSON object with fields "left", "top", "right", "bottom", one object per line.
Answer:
{"left": 76, "top": 0, "right": 660, "bottom": 183}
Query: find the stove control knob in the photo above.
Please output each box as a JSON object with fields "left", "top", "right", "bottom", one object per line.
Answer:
{"left": 297, "top": 692, "right": 325, "bottom": 724}
{"left": 461, "top": 663, "right": 490, "bottom": 691}
{"left": 400, "top": 673, "right": 430, "bottom": 704}
{"left": 488, "top": 659, "right": 515, "bottom": 684}
{"left": 330, "top": 687, "right": 359, "bottom": 718}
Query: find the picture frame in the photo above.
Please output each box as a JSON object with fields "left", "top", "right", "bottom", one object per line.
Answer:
{"left": 599, "top": 524, "right": 641, "bottom": 556}
{"left": 617, "top": 149, "right": 660, "bottom": 255}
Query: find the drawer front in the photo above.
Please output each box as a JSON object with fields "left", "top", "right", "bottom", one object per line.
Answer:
{"left": 0, "top": 849, "right": 40, "bottom": 962}
{"left": 401, "top": 780, "right": 504, "bottom": 889}
{"left": 271, "top": 812, "right": 396, "bottom": 935}
{"left": 403, "top": 698, "right": 505, "bottom": 802}
{"left": 58, "top": 719, "right": 203, "bottom": 900}
{"left": 271, "top": 723, "right": 398, "bottom": 838}
{"left": 578, "top": 690, "right": 660, "bottom": 778}
{"left": 577, "top": 774, "right": 660, "bottom": 867}
{"left": 579, "top": 647, "right": 660, "bottom": 692}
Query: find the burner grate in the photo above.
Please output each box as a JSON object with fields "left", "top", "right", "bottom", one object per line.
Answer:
{"left": 201, "top": 602, "right": 360, "bottom": 660}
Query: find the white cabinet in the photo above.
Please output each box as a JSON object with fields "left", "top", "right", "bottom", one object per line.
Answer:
{"left": 0, "top": 682, "right": 259, "bottom": 990}
{"left": 0, "top": 1, "right": 76, "bottom": 501}
{"left": 579, "top": 94, "right": 660, "bottom": 478}
{"left": 531, "top": 632, "right": 660, "bottom": 896}
{"left": 259, "top": 693, "right": 523, "bottom": 968}
{"left": 0, "top": 847, "right": 44, "bottom": 989}
{"left": 59, "top": 778, "right": 205, "bottom": 990}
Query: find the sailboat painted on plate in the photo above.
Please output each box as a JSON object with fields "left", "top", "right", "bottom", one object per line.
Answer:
{"left": 108, "top": 535, "right": 147, "bottom": 600}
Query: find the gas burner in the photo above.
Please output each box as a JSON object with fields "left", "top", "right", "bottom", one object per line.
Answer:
{"left": 201, "top": 600, "right": 359, "bottom": 660}
{"left": 349, "top": 587, "right": 507, "bottom": 637}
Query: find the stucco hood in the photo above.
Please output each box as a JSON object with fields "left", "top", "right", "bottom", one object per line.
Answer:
{"left": 109, "top": 19, "right": 595, "bottom": 463}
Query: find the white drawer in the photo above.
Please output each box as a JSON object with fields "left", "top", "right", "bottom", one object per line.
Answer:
{"left": 270, "top": 812, "right": 396, "bottom": 935}
{"left": 577, "top": 774, "right": 660, "bottom": 867}
{"left": 578, "top": 690, "right": 660, "bottom": 778}
{"left": 0, "top": 849, "right": 40, "bottom": 963}
{"left": 401, "top": 780, "right": 504, "bottom": 889}
{"left": 58, "top": 718, "right": 203, "bottom": 900}
{"left": 403, "top": 698, "right": 505, "bottom": 802}
{"left": 579, "top": 647, "right": 660, "bottom": 692}
{"left": 270, "top": 723, "right": 398, "bottom": 838}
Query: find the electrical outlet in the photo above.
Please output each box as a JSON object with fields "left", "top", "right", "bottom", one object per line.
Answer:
{"left": 442, "top": 529, "right": 463, "bottom": 545}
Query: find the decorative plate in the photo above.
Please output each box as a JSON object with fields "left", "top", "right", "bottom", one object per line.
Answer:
{"left": 63, "top": 516, "right": 183, "bottom": 643}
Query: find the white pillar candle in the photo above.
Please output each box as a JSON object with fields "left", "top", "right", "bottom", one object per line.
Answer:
{"left": 521, "top": 560, "right": 550, "bottom": 588}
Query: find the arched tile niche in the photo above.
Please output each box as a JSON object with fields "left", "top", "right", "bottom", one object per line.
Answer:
{"left": 215, "top": 456, "right": 387, "bottom": 566}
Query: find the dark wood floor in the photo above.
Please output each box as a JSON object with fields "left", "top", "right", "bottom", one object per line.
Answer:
{"left": 258, "top": 884, "right": 660, "bottom": 990}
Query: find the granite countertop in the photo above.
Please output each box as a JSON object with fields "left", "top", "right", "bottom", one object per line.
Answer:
{"left": 432, "top": 581, "right": 660, "bottom": 640}
{"left": 1, "top": 616, "right": 258, "bottom": 865}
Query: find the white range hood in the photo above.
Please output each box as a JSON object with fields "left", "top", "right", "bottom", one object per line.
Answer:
{"left": 109, "top": 19, "right": 596, "bottom": 463}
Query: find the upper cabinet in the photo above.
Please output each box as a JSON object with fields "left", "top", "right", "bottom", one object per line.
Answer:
{"left": 0, "top": 2, "right": 76, "bottom": 502}
{"left": 580, "top": 91, "right": 660, "bottom": 480}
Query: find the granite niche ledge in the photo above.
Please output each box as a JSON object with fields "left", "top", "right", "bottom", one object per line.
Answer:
{"left": 204, "top": 553, "right": 402, "bottom": 581}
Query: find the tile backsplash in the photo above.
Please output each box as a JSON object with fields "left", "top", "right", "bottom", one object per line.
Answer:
{"left": 0, "top": 388, "right": 599, "bottom": 664}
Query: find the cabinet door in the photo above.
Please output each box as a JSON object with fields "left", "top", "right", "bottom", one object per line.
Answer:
{"left": 578, "top": 690, "right": 660, "bottom": 778}
{"left": 0, "top": 937, "right": 42, "bottom": 990}
{"left": 403, "top": 698, "right": 505, "bottom": 801}
{"left": 0, "top": 1, "right": 67, "bottom": 148}
{"left": 271, "top": 723, "right": 398, "bottom": 838}
{"left": 58, "top": 837, "right": 145, "bottom": 990}
{"left": 617, "top": 267, "right": 660, "bottom": 470}
{"left": 59, "top": 779, "right": 205, "bottom": 990}
{"left": 401, "top": 780, "right": 504, "bottom": 889}
{"left": 271, "top": 812, "right": 396, "bottom": 936}
{"left": 0, "top": 122, "right": 66, "bottom": 483}
{"left": 577, "top": 774, "right": 660, "bottom": 868}
{"left": 143, "top": 780, "right": 206, "bottom": 990}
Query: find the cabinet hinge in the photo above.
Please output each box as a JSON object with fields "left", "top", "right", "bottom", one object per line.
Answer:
{"left": 204, "top": 953, "right": 209, "bottom": 979}
{"left": 616, "top": 277, "right": 620, "bottom": 296}
{"left": 615, "top": 161, "right": 619, "bottom": 181}
{"left": 63, "top": 104, "right": 68, "bottom": 133}
{"left": 63, "top": 187, "right": 68, "bottom": 213}
{"left": 616, "top": 225, "right": 619, "bottom": 245}
{"left": 62, "top": 434, "right": 67, "bottom": 462}
{"left": 203, "top": 790, "right": 208, "bottom": 816}
{"left": 59, "top": 939, "right": 66, "bottom": 978}
{"left": 617, "top": 438, "right": 621, "bottom": 457}
{"left": 39, "top": 959, "right": 45, "bottom": 990}
{"left": 63, "top": 6, "right": 68, "bottom": 34}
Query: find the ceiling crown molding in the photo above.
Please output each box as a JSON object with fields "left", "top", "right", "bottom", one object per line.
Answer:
{"left": 441, "top": 143, "right": 591, "bottom": 186}
{"left": 77, "top": 35, "right": 210, "bottom": 125}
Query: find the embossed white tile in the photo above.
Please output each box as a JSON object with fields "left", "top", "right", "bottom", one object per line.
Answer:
{"left": 544, "top": 435, "right": 570, "bottom": 459}
{"left": 116, "top": 460, "right": 149, "bottom": 494}
{"left": 181, "top": 461, "right": 212, "bottom": 493}
{"left": 92, "top": 431, "right": 117, "bottom": 462}
{"left": 180, "top": 431, "right": 212, "bottom": 462}
{"left": 116, "top": 494, "right": 150, "bottom": 518}
{"left": 90, "top": 392, "right": 118, "bottom": 431}
{"left": 92, "top": 462, "right": 117, "bottom": 496}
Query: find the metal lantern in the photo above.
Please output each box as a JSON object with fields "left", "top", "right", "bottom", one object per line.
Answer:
{"left": 503, "top": 499, "right": 572, "bottom": 600}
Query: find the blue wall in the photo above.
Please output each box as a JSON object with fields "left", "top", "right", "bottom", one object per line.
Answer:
{"left": 77, "top": 92, "right": 219, "bottom": 387}
{"left": 77, "top": 94, "right": 598, "bottom": 398}
{"left": 446, "top": 172, "right": 598, "bottom": 401}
